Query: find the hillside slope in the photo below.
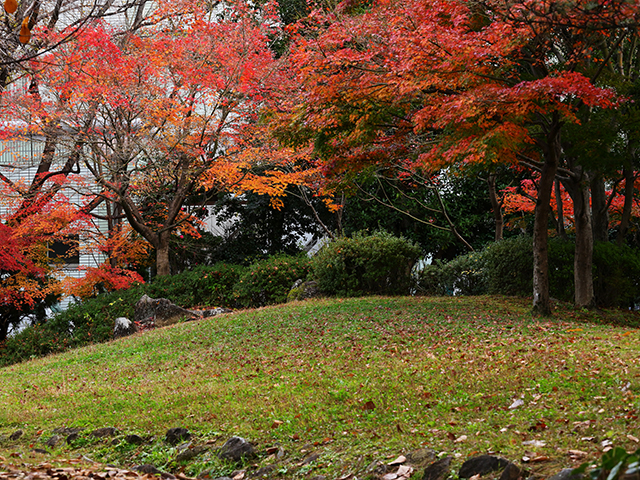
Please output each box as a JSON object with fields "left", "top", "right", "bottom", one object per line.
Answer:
{"left": 0, "top": 296, "right": 638, "bottom": 479}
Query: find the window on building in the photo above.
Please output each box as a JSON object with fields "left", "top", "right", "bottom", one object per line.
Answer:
{"left": 49, "top": 235, "right": 80, "bottom": 265}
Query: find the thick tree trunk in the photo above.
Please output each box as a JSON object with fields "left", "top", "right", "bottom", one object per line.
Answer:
{"left": 532, "top": 125, "right": 560, "bottom": 316}
{"left": 617, "top": 165, "right": 634, "bottom": 246}
{"left": 156, "top": 233, "right": 171, "bottom": 276}
{"left": 487, "top": 174, "right": 504, "bottom": 242}
{"left": 590, "top": 174, "right": 609, "bottom": 243}
{"left": 562, "top": 166, "right": 595, "bottom": 308}
{"left": 571, "top": 178, "right": 595, "bottom": 308}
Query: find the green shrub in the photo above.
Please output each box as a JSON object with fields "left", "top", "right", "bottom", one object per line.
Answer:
{"left": 233, "top": 254, "right": 312, "bottom": 308}
{"left": 312, "top": 231, "right": 421, "bottom": 297}
{"left": 416, "top": 252, "right": 487, "bottom": 296}
{"left": 548, "top": 238, "right": 575, "bottom": 302}
{"left": 414, "top": 261, "right": 448, "bottom": 296}
{"left": 146, "top": 264, "right": 246, "bottom": 308}
{"left": 593, "top": 242, "right": 640, "bottom": 308}
{"left": 444, "top": 251, "right": 488, "bottom": 295}
{"left": 483, "top": 235, "right": 532, "bottom": 296}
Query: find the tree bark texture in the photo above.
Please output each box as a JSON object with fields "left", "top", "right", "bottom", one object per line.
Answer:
{"left": 532, "top": 116, "right": 561, "bottom": 316}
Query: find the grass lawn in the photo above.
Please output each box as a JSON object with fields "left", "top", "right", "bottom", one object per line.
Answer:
{"left": 0, "top": 295, "right": 638, "bottom": 479}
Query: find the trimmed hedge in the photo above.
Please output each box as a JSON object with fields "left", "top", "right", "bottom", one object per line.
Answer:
{"left": 312, "top": 231, "right": 421, "bottom": 297}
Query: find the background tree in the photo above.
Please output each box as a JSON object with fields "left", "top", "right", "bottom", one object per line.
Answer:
{"left": 12, "top": 1, "right": 280, "bottom": 276}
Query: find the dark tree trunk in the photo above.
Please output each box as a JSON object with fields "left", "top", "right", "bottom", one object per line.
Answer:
{"left": 532, "top": 117, "right": 561, "bottom": 316}
{"left": 554, "top": 178, "right": 568, "bottom": 240}
{"left": 562, "top": 166, "right": 595, "bottom": 308}
{"left": 617, "top": 165, "right": 634, "bottom": 246}
{"left": 590, "top": 174, "right": 609, "bottom": 243}
{"left": 487, "top": 173, "right": 504, "bottom": 242}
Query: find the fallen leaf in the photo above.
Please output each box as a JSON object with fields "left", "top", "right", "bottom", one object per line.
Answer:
{"left": 271, "top": 420, "right": 283, "bottom": 429}
{"left": 522, "top": 440, "right": 546, "bottom": 447}
{"left": 509, "top": 399, "right": 524, "bottom": 410}
{"left": 363, "top": 401, "right": 376, "bottom": 411}
{"left": 397, "top": 465, "right": 414, "bottom": 479}
{"left": 388, "top": 455, "right": 406, "bottom": 466}
{"left": 531, "top": 456, "right": 550, "bottom": 462}
{"left": 568, "top": 450, "right": 587, "bottom": 458}
{"left": 627, "top": 434, "right": 639, "bottom": 443}
{"left": 454, "top": 435, "right": 468, "bottom": 443}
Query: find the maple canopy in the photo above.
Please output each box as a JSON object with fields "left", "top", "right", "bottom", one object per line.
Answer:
{"left": 6, "top": 0, "right": 283, "bottom": 276}
{"left": 257, "top": 0, "right": 638, "bottom": 313}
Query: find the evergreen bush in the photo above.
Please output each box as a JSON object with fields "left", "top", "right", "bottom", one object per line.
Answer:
{"left": 312, "top": 231, "right": 421, "bottom": 297}
{"left": 593, "top": 242, "right": 640, "bottom": 308}
{"left": 233, "top": 254, "right": 312, "bottom": 308}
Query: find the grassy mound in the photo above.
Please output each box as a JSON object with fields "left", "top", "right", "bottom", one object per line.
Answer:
{"left": 0, "top": 296, "right": 638, "bottom": 479}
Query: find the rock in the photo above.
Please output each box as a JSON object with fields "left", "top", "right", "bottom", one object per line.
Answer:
{"left": 92, "top": 427, "right": 117, "bottom": 438}
{"left": 547, "top": 469, "right": 584, "bottom": 480}
{"left": 114, "top": 317, "right": 138, "bottom": 339}
{"left": 165, "top": 427, "right": 191, "bottom": 445}
{"left": 302, "top": 452, "right": 320, "bottom": 465}
{"left": 251, "top": 466, "right": 276, "bottom": 478}
{"left": 45, "top": 435, "right": 61, "bottom": 448}
{"left": 365, "top": 461, "right": 389, "bottom": 476}
{"left": 125, "top": 434, "right": 145, "bottom": 445}
{"left": 176, "top": 445, "right": 208, "bottom": 462}
{"left": 218, "top": 436, "right": 256, "bottom": 462}
{"left": 200, "top": 307, "right": 232, "bottom": 318}
{"left": 287, "top": 280, "right": 321, "bottom": 302}
{"left": 136, "top": 464, "right": 163, "bottom": 475}
{"left": 9, "top": 430, "right": 23, "bottom": 441}
{"left": 407, "top": 448, "right": 437, "bottom": 467}
{"left": 422, "top": 456, "right": 452, "bottom": 480}
{"left": 66, "top": 433, "right": 80, "bottom": 444}
{"left": 135, "top": 295, "right": 199, "bottom": 328}
{"left": 499, "top": 462, "right": 525, "bottom": 480}
{"left": 458, "top": 455, "right": 509, "bottom": 478}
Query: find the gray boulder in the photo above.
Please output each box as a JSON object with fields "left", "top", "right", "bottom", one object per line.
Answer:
{"left": 458, "top": 455, "right": 509, "bottom": 479}
{"left": 422, "top": 456, "right": 452, "bottom": 480}
{"left": 199, "top": 307, "right": 232, "bottom": 318}
{"left": 114, "top": 317, "right": 138, "bottom": 339}
{"left": 135, "top": 295, "right": 199, "bottom": 328}
{"left": 165, "top": 427, "right": 191, "bottom": 445}
{"left": 218, "top": 436, "right": 255, "bottom": 462}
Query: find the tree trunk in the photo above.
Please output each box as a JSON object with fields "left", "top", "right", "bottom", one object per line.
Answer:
{"left": 590, "top": 174, "right": 609, "bottom": 243}
{"left": 156, "top": 233, "right": 171, "bottom": 276}
{"left": 566, "top": 173, "right": 595, "bottom": 308}
{"left": 617, "top": 165, "right": 634, "bottom": 246}
{"left": 532, "top": 117, "right": 561, "bottom": 316}
{"left": 554, "top": 178, "right": 568, "bottom": 240}
{"left": 487, "top": 173, "right": 504, "bottom": 242}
